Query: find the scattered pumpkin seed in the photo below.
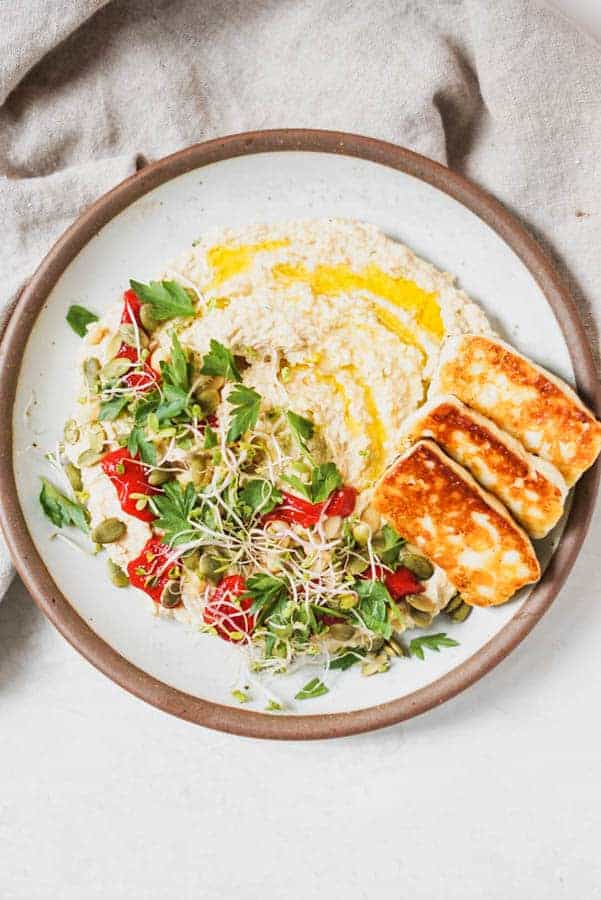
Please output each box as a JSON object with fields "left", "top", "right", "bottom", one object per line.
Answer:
{"left": 405, "top": 592, "right": 437, "bottom": 614}
{"left": 384, "top": 637, "right": 407, "bottom": 657}
{"left": 83, "top": 357, "right": 101, "bottom": 392}
{"left": 107, "top": 559, "right": 129, "bottom": 588}
{"left": 197, "top": 553, "right": 220, "bottom": 582}
{"left": 63, "top": 419, "right": 80, "bottom": 444}
{"left": 105, "top": 333, "right": 123, "bottom": 360}
{"left": 91, "top": 517, "right": 126, "bottom": 544}
{"left": 64, "top": 463, "right": 82, "bottom": 492}
{"left": 147, "top": 468, "right": 172, "bottom": 486}
{"left": 139, "top": 304, "right": 159, "bottom": 332}
{"left": 161, "top": 579, "right": 182, "bottom": 608}
{"left": 87, "top": 422, "right": 106, "bottom": 452}
{"left": 449, "top": 602, "right": 473, "bottom": 623}
{"left": 101, "top": 357, "right": 132, "bottom": 381}
{"left": 77, "top": 448, "right": 103, "bottom": 467}
{"left": 182, "top": 549, "right": 200, "bottom": 571}
{"left": 196, "top": 387, "right": 220, "bottom": 414}
{"left": 444, "top": 592, "right": 464, "bottom": 614}
{"left": 347, "top": 555, "right": 369, "bottom": 575}
{"left": 409, "top": 608, "right": 433, "bottom": 628}
{"left": 398, "top": 550, "right": 434, "bottom": 580}
{"left": 339, "top": 592, "right": 359, "bottom": 610}
{"left": 328, "top": 623, "right": 356, "bottom": 641}
{"left": 351, "top": 522, "right": 371, "bottom": 546}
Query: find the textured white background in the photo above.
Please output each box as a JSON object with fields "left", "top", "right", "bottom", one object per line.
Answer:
{"left": 1, "top": 2, "right": 601, "bottom": 898}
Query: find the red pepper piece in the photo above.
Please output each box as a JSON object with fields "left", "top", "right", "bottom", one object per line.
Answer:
{"left": 115, "top": 327, "right": 159, "bottom": 393}
{"left": 203, "top": 574, "right": 255, "bottom": 642}
{"left": 320, "top": 613, "right": 346, "bottom": 626}
{"left": 359, "top": 563, "right": 425, "bottom": 599}
{"left": 325, "top": 485, "right": 357, "bottom": 517}
{"left": 127, "top": 536, "right": 177, "bottom": 604}
{"left": 121, "top": 288, "right": 144, "bottom": 327}
{"left": 101, "top": 448, "right": 160, "bottom": 523}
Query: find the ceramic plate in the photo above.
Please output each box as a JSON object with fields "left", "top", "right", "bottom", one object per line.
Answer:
{"left": 0, "top": 130, "right": 599, "bottom": 739}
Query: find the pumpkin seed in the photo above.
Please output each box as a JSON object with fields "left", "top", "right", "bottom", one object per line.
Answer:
{"left": 101, "top": 357, "right": 132, "bottom": 381}
{"left": 405, "top": 592, "right": 437, "bottom": 614}
{"left": 328, "top": 623, "right": 356, "bottom": 641}
{"left": 118, "top": 323, "right": 148, "bottom": 347}
{"left": 147, "top": 468, "right": 172, "bottom": 487}
{"left": 83, "top": 357, "right": 101, "bottom": 392}
{"left": 77, "top": 448, "right": 103, "bottom": 467}
{"left": 87, "top": 422, "right": 106, "bottom": 452}
{"left": 370, "top": 636, "right": 385, "bottom": 654}
{"left": 64, "top": 463, "right": 82, "bottom": 492}
{"left": 398, "top": 550, "right": 434, "bottom": 580}
{"left": 182, "top": 550, "right": 200, "bottom": 571}
{"left": 409, "top": 609, "right": 433, "bottom": 628}
{"left": 338, "top": 592, "right": 359, "bottom": 610}
{"left": 107, "top": 559, "right": 129, "bottom": 588}
{"left": 161, "top": 579, "right": 182, "bottom": 608}
{"left": 105, "top": 333, "right": 123, "bottom": 360}
{"left": 444, "top": 592, "right": 464, "bottom": 614}
{"left": 347, "top": 555, "right": 369, "bottom": 575}
{"left": 384, "top": 637, "right": 406, "bottom": 657}
{"left": 91, "top": 518, "right": 126, "bottom": 544}
{"left": 63, "top": 419, "right": 80, "bottom": 445}
{"left": 139, "top": 304, "right": 159, "bottom": 332}
{"left": 351, "top": 522, "right": 371, "bottom": 546}
{"left": 450, "top": 602, "right": 472, "bottom": 623}
{"left": 197, "top": 553, "right": 220, "bottom": 582}
{"left": 196, "top": 387, "right": 220, "bottom": 414}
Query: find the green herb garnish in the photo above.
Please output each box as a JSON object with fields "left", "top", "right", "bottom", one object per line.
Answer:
{"left": 150, "top": 481, "right": 197, "bottom": 545}
{"left": 238, "top": 479, "right": 282, "bottom": 517}
{"left": 99, "top": 396, "right": 129, "bottom": 422}
{"left": 328, "top": 649, "right": 366, "bottom": 671}
{"left": 286, "top": 411, "right": 314, "bottom": 455}
{"left": 201, "top": 339, "right": 241, "bottom": 382}
{"left": 375, "top": 524, "right": 406, "bottom": 568}
{"left": 226, "top": 384, "right": 261, "bottom": 443}
{"left": 408, "top": 633, "right": 459, "bottom": 660}
{"left": 295, "top": 677, "right": 329, "bottom": 700}
{"left": 127, "top": 426, "right": 157, "bottom": 466}
{"left": 353, "top": 579, "right": 393, "bottom": 639}
{"left": 39, "top": 478, "right": 89, "bottom": 532}
{"left": 203, "top": 426, "right": 218, "bottom": 449}
{"left": 129, "top": 279, "right": 195, "bottom": 321}
{"left": 244, "top": 573, "right": 288, "bottom": 615}
{"left": 310, "top": 462, "right": 342, "bottom": 503}
{"left": 161, "top": 333, "right": 190, "bottom": 391}
{"left": 66, "top": 304, "right": 98, "bottom": 337}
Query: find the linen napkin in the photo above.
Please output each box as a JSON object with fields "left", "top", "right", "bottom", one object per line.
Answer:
{"left": 1, "top": 0, "right": 599, "bottom": 598}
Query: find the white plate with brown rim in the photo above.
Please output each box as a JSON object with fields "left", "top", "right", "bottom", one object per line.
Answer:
{"left": 0, "top": 129, "right": 599, "bottom": 740}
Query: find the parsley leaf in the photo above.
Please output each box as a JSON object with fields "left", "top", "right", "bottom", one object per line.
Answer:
{"left": 129, "top": 279, "right": 195, "bottom": 321}
{"left": 243, "top": 573, "right": 288, "bottom": 615}
{"left": 328, "top": 649, "right": 366, "bottom": 671}
{"left": 375, "top": 524, "right": 406, "bottom": 568}
{"left": 161, "top": 333, "right": 189, "bottom": 391}
{"left": 127, "top": 426, "right": 157, "bottom": 466}
{"left": 156, "top": 383, "right": 188, "bottom": 422}
{"left": 99, "top": 395, "right": 129, "bottom": 422}
{"left": 150, "top": 481, "right": 197, "bottom": 545}
{"left": 226, "top": 384, "right": 261, "bottom": 443}
{"left": 238, "top": 479, "right": 282, "bottom": 517}
{"left": 281, "top": 473, "right": 312, "bottom": 501}
{"left": 39, "top": 478, "right": 89, "bottom": 532}
{"left": 409, "top": 633, "right": 459, "bottom": 660}
{"left": 311, "top": 462, "right": 342, "bottom": 503}
{"left": 201, "top": 339, "right": 241, "bottom": 382}
{"left": 286, "top": 411, "right": 314, "bottom": 454}
{"left": 203, "top": 426, "right": 218, "bottom": 449}
{"left": 295, "top": 677, "right": 329, "bottom": 700}
{"left": 66, "top": 304, "right": 98, "bottom": 337}
{"left": 353, "top": 579, "right": 393, "bottom": 639}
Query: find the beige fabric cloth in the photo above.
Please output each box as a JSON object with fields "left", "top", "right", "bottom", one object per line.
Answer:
{"left": 0, "top": 0, "right": 599, "bottom": 595}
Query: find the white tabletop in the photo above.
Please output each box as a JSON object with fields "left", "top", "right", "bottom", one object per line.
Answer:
{"left": 2, "top": 500, "right": 600, "bottom": 899}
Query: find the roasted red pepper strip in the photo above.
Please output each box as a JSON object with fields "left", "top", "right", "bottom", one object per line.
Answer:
{"left": 264, "top": 485, "right": 357, "bottom": 528}
{"left": 203, "top": 574, "right": 255, "bottom": 642}
{"left": 360, "top": 563, "right": 425, "bottom": 599}
{"left": 325, "top": 486, "right": 357, "bottom": 517}
{"left": 121, "top": 288, "right": 144, "bottom": 327}
{"left": 101, "top": 448, "right": 160, "bottom": 523}
{"left": 127, "top": 536, "right": 177, "bottom": 604}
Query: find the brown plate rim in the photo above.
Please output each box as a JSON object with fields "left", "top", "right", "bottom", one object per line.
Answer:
{"left": 0, "top": 128, "right": 599, "bottom": 740}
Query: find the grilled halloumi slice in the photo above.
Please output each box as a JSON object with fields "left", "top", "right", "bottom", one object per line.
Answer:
{"left": 400, "top": 395, "right": 567, "bottom": 539}
{"left": 373, "top": 440, "right": 540, "bottom": 607}
{"left": 430, "top": 334, "right": 601, "bottom": 487}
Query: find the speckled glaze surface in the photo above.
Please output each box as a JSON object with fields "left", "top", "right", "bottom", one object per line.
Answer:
{"left": 0, "top": 130, "right": 598, "bottom": 739}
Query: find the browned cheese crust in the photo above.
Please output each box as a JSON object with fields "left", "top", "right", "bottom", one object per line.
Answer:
{"left": 373, "top": 440, "right": 541, "bottom": 607}
{"left": 401, "top": 396, "right": 566, "bottom": 539}
{"left": 431, "top": 335, "right": 601, "bottom": 486}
